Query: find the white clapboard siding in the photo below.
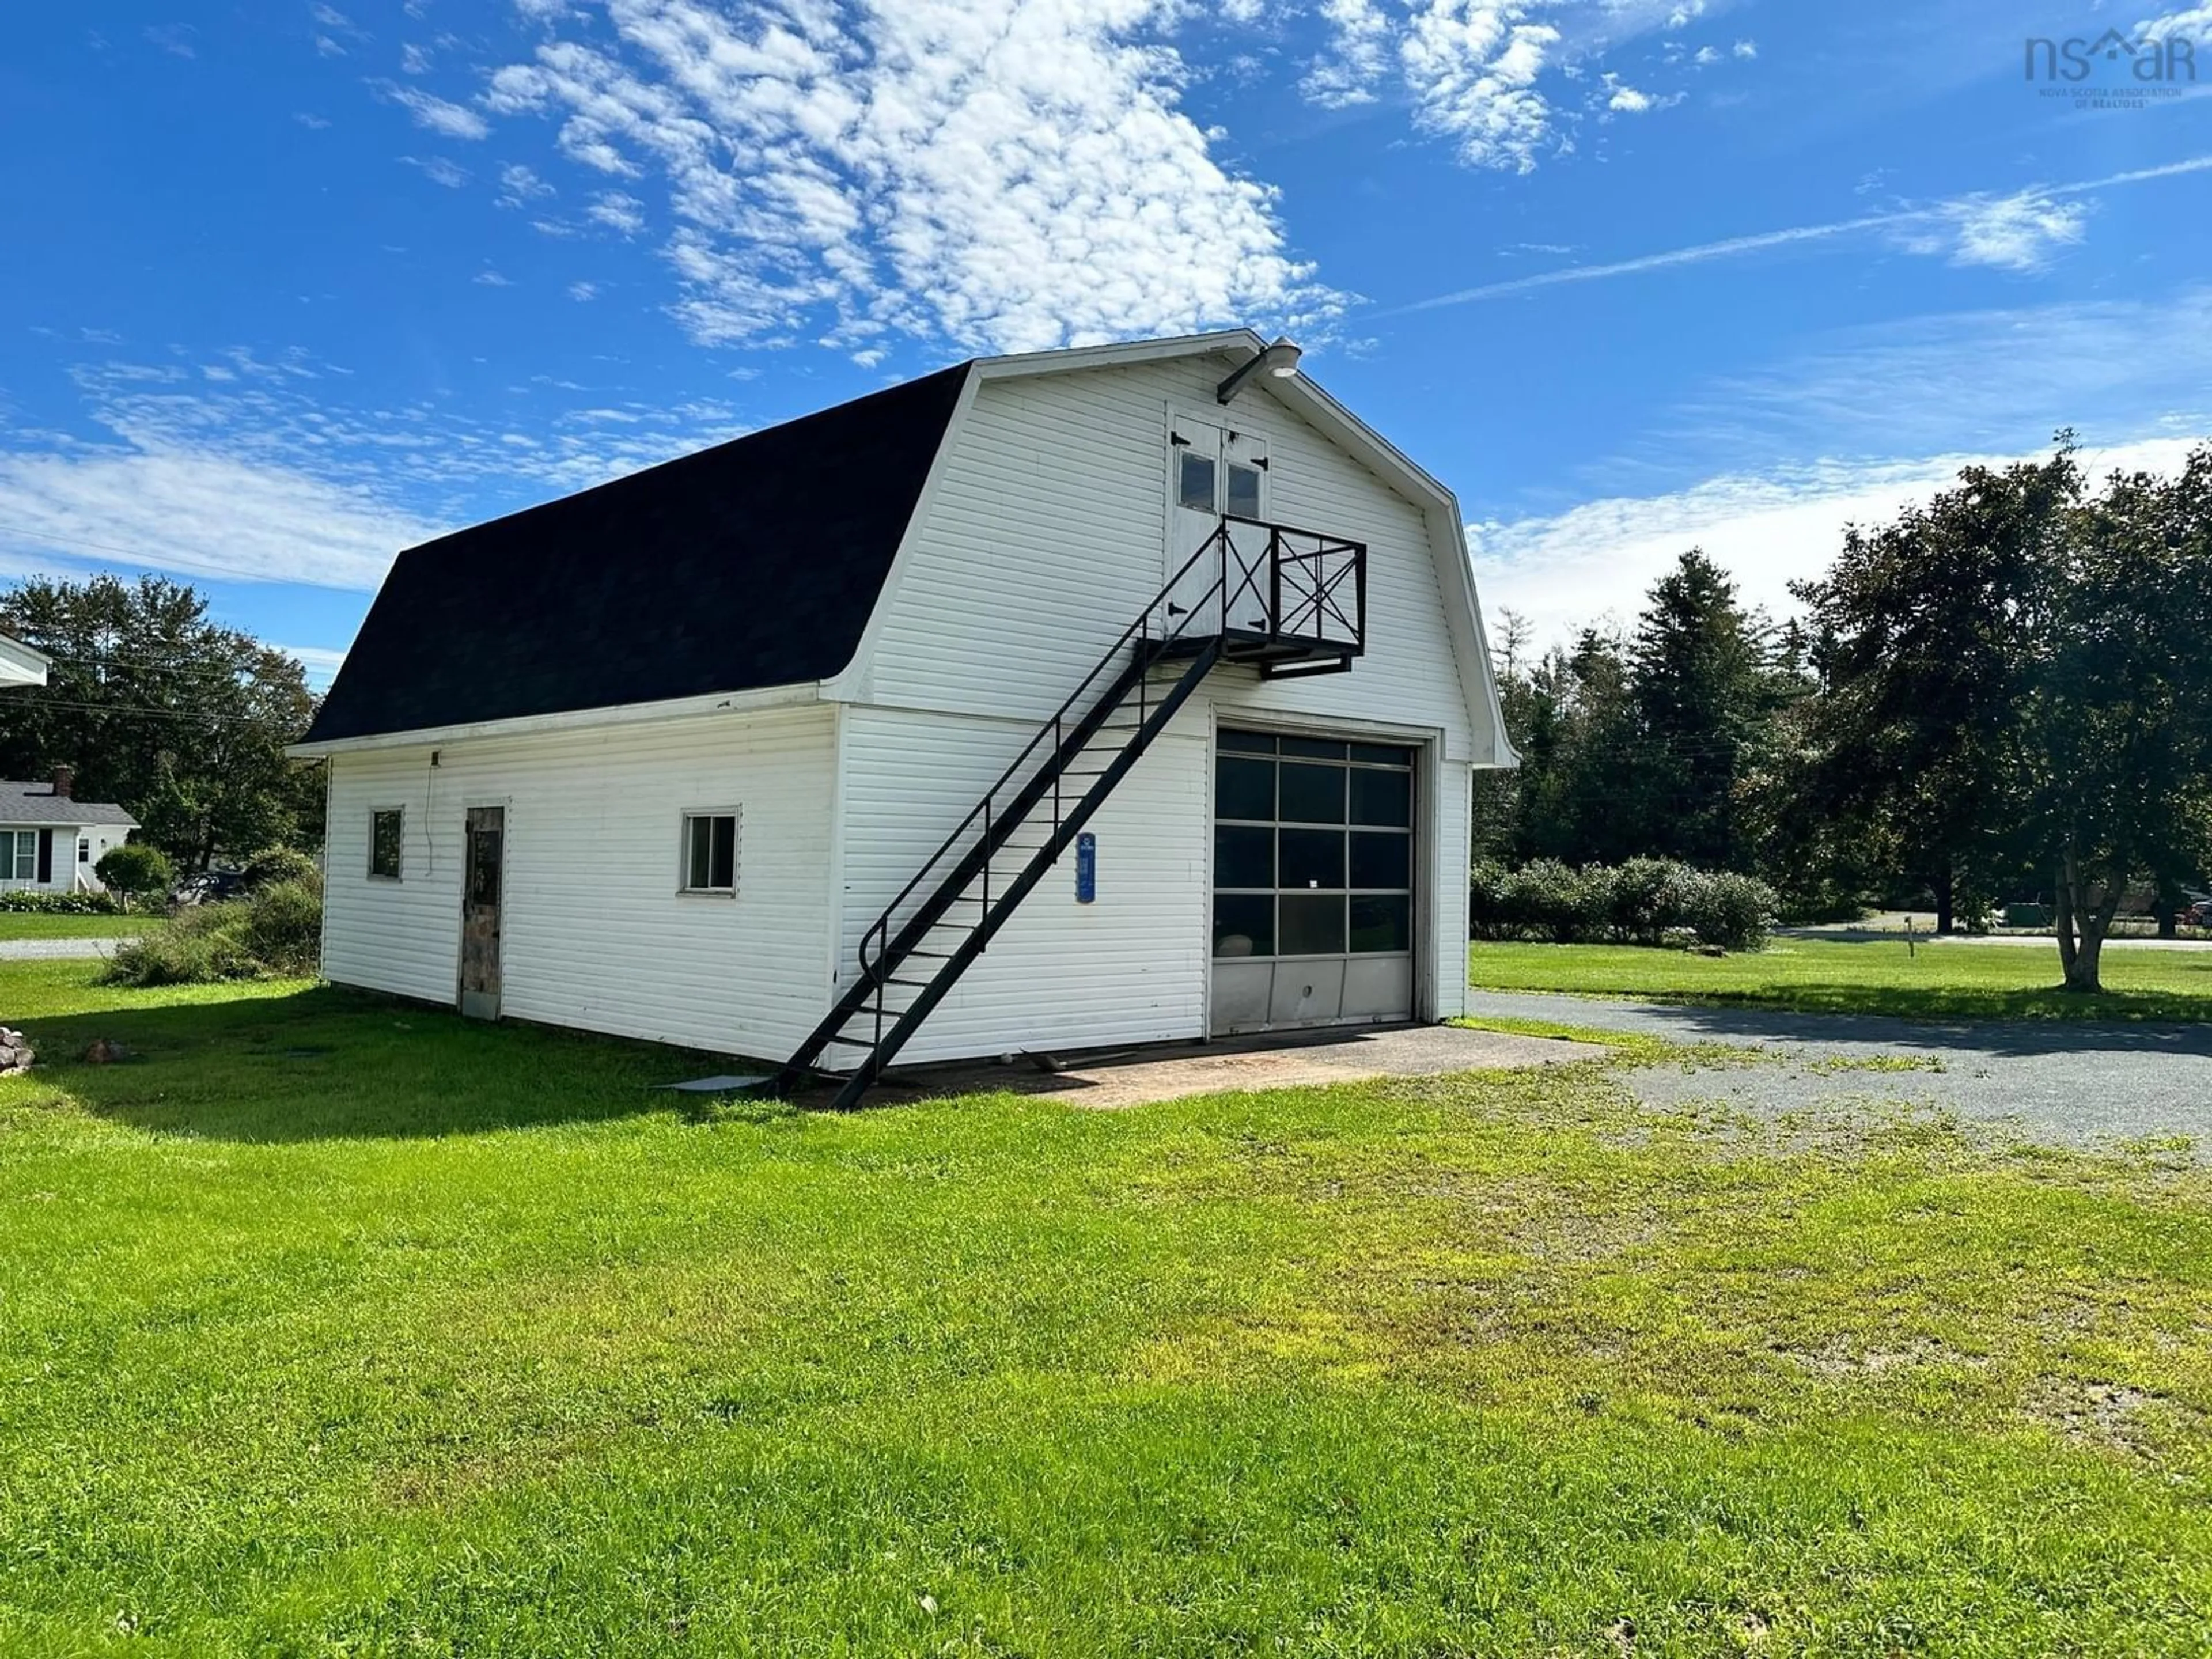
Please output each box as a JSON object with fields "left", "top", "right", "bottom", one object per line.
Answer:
{"left": 858, "top": 350, "right": 1489, "bottom": 762}
{"left": 832, "top": 703, "right": 1472, "bottom": 1064}
{"left": 1431, "top": 760, "right": 1472, "bottom": 1020}
{"left": 835, "top": 347, "right": 1486, "bottom": 1057}
{"left": 323, "top": 703, "right": 836, "bottom": 1059}
{"left": 834, "top": 701, "right": 1211, "bottom": 1063}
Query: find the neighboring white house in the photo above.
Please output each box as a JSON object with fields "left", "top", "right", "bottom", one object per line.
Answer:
{"left": 0, "top": 771, "right": 139, "bottom": 894}
{"left": 291, "top": 331, "right": 1516, "bottom": 1104}
{"left": 0, "top": 634, "right": 50, "bottom": 688}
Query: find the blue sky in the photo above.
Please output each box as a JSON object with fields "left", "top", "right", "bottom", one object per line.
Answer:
{"left": 3, "top": 0, "right": 2209, "bottom": 680}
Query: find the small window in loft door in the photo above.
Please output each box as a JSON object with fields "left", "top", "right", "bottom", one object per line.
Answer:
{"left": 1224, "top": 429, "right": 1267, "bottom": 520}
{"left": 1177, "top": 448, "right": 1215, "bottom": 513}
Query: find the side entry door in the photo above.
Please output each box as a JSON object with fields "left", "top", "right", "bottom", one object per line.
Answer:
{"left": 459, "top": 805, "right": 504, "bottom": 1021}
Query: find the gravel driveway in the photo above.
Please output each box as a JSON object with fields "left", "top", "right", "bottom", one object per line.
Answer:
{"left": 1464, "top": 990, "right": 2212, "bottom": 1156}
{"left": 0, "top": 937, "right": 129, "bottom": 960}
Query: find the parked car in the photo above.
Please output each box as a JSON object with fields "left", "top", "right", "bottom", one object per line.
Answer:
{"left": 169, "top": 869, "right": 247, "bottom": 907}
{"left": 2188, "top": 898, "right": 2212, "bottom": 929}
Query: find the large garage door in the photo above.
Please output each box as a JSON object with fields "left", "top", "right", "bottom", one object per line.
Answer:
{"left": 1210, "top": 729, "right": 1416, "bottom": 1033}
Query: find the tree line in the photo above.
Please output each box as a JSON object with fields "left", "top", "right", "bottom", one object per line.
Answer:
{"left": 0, "top": 575, "right": 323, "bottom": 873}
{"left": 1476, "top": 440, "right": 2212, "bottom": 992}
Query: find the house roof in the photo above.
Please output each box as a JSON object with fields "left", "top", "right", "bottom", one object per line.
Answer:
{"left": 0, "top": 782, "right": 137, "bottom": 827}
{"left": 301, "top": 360, "right": 975, "bottom": 746}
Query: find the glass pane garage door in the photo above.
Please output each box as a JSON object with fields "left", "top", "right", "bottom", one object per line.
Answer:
{"left": 1210, "top": 730, "right": 1416, "bottom": 1033}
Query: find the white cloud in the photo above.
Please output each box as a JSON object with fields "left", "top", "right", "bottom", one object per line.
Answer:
{"left": 273, "top": 644, "right": 348, "bottom": 688}
{"left": 402, "top": 154, "right": 471, "bottom": 188}
{"left": 1301, "top": 0, "right": 1393, "bottom": 105}
{"left": 1305, "top": 0, "right": 1729, "bottom": 168}
{"left": 1929, "top": 188, "right": 2087, "bottom": 272}
{"left": 586, "top": 190, "right": 645, "bottom": 235}
{"left": 1477, "top": 436, "right": 2209, "bottom": 650}
{"left": 1732, "top": 37, "right": 1756, "bottom": 58}
{"left": 2141, "top": 6, "right": 2212, "bottom": 42}
{"left": 1666, "top": 288, "right": 2212, "bottom": 467}
{"left": 0, "top": 345, "right": 765, "bottom": 597}
{"left": 0, "top": 446, "right": 440, "bottom": 593}
{"left": 1398, "top": 154, "right": 2212, "bottom": 308}
{"left": 1602, "top": 74, "right": 1679, "bottom": 112}
{"left": 474, "top": 268, "right": 514, "bottom": 286}
{"left": 1399, "top": 3, "right": 1563, "bottom": 173}
{"left": 1478, "top": 286, "right": 2212, "bottom": 645}
{"left": 379, "top": 82, "right": 491, "bottom": 140}
{"left": 480, "top": 0, "right": 1339, "bottom": 353}
{"left": 569, "top": 279, "right": 601, "bottom": 300}
{"left": 498, "top": 161, "right": 554, "bottom": 204}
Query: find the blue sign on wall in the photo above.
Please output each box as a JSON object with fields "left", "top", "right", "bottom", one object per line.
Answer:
{"left": 1075, "top": 832, "right": 1097, "bottom": 904}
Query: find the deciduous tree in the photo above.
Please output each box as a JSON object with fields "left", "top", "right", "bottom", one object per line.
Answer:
{"left": 0, "top": 576, "right": 321, "bottom": 870}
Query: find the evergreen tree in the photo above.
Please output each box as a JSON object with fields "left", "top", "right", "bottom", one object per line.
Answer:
{"left": 1628, "top": 550, "right": 1770, "bottom": 869}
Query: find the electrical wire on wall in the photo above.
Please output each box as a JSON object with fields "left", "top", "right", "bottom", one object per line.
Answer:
{"left": 423, "top": 750, "right": 438, "bottom": 876}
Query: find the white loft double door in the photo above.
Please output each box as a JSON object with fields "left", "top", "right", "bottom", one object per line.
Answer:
{"left": 1165, "top": 416, "right": 1271, "bottom": 639}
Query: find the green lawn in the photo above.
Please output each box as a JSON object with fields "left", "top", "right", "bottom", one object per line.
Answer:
{"left": 1469, "top": 935, "right": 2212, "bottom": 1022}
{"left": 0, "top": 911, "right": 143, "bottom": 941}
{"left": 3, "top": 961, "right": 2210, "bottom": 1654}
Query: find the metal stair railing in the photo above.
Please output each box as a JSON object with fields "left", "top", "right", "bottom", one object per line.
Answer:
{"left": 775, "top": 527, "right": 1233, "bottom": 1096}
{"left": 773, "top": 511, "right": 1368, "bottom": 1108}
{"left": 810, "top": 637, "right": 1223, "bottom": 1109}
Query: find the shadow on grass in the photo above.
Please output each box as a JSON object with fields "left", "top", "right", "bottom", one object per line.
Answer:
{"left": 1469, "top": 987, "right": 2212, "bottom": 1057}
{"left": 17, "top": 983, "right": 751, "bottom": 1142}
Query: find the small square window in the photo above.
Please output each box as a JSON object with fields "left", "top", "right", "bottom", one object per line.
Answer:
{"left": 683, "top": 810, "right": 738, "bottom": 893}
{"left": 369, "top": 809, "right": 404, "bottom": 880}
{"left": 1177, "top": 450, "right": 1216, "bottom": 513}
{"left": 1225, "top": 462, "right": 1262, "bottom": 520}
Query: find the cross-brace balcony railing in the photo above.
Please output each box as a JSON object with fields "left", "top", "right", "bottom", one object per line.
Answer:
{"left": 1198, "top": 515, "right": 1367, "bottom": 662}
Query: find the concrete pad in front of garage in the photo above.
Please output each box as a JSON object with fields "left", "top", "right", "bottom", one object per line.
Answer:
{"left": 856, "top": 1021, "right": 1606, "bottom": 1110}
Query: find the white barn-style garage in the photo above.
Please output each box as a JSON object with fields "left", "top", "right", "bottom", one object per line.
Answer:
{"left": 293, "top": 332, "right": 1516, "bottom": 1106}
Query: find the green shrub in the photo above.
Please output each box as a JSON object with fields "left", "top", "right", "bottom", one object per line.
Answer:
{"left": 1509, "top": 859, "right": 1610, "bottom": 945}
{"left": 1469, "top": 857, "right": 1774, "bottom": 952}
{"left": 1468, "top": 859, "right": 1516, "bottom": 941}
{"left": 103, "top": 878, "right": 323, "bottom": 987}
{"left": 104, "top": 904, "right": 258, "bottom": 986}
{"left": 240, "top": 878, "right": 323, "bottom": 974}
{"left": 0, "top": 889, "right": 120, "bottom": 915}
{"left": 1605, "top": 857, "right": 1684, "bottom": 945}
{"left": 94, "top": 843, "right": 173, "bottom": 911}
{"left": 242, "top": 845, "right": 321, "bottom": 892}
{"left": 1684, "top": 869, "right": 1777, "bottom": 952}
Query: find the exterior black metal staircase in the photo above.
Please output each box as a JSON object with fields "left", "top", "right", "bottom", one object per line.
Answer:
{"left": 776, "top": 515, "right": 1367, "bottom": 1109}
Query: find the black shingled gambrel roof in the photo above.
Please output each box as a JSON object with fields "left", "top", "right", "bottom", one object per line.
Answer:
{"left": 303, "top": 361, "right": 974, "bottom": 745}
